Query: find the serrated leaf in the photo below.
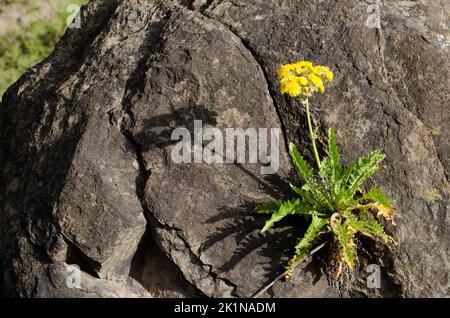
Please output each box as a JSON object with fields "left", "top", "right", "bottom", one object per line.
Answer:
{"left": 256, "top": 200, "right": 282, "bottom": 214}
{"left": 327, "top": 128, "right": 341, "bottom": 171}
{"left": 319, "top": 129, "right": 342, "bottom": 197}
{"left": 319, "top": 156, "right": 332, "bottom": 175}
{"left": 302, "top": 183, "right": 334, "bottom": 211}
{"left": 342, "top": 150, "right": 385, "bottom": 196}
{"left": 262, "top": 199, "right": 315, "bottom": 232}
{"left": 256, "top": 137, "right": 395, "bottom": 274}
{"left": 287, "top": 214, "right": 328, "bottom": 268}
{"left": 319, "top": 156, "right": 333, "bottom": 187}
{"left": 327, "top": 128, "right": 342, "bottom": 191}
{"left": 290, "top": 183, "right": 318, "bottom": 207}
{"left": 331, "top": 217, "right": 356, "bottom": 269}
{"left": 359, "top": 186, "right": 392, "bottom": 207}
{"left": 374, "top": 204, "right": 394, "bottom": 221}
{"left": 289, "top": 142, "right": 315, "bottom": 185}
{"left": 290, "top": 183, "right": 333, "bottom": 212}
{"left": 345, "top": 213, "right": 394, "bottom": 244}
{"left": 359, "top": 186, "right": 395, "bottom": 221}
{"left": 289, "top": 142, "right": 335, "bottom": 212}
{"left": 345, "top": 213, "right": 384, "bottom": 239}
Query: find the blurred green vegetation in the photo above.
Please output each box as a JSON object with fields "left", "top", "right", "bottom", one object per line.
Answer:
{"left": 0, "top": 0, "right": 88, "bottom": 100}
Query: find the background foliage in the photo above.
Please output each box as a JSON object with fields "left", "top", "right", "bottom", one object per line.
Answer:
{"left": 0, "top": 0, "right": 88, "bottom": 100}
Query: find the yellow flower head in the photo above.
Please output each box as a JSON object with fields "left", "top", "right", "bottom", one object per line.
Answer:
{"left": 308, "top": 73, "right": 323, "bottom": 88}
{"left": 313, "top": 65, "right": 328, "bottom": 75}
{"left": 277, "top": 61, "right": 333, "bottom": 99}
{"left": 296, "top": 61, "right": 313, "bottom": 69}
{"left": 298, "top": 76, "right": 308, "bottom": 86}
{"left": 277, "top": 64, "right": 295, "bottom": 79}
{"left": 280, "top": 76, "right": 302, "bottom": 97}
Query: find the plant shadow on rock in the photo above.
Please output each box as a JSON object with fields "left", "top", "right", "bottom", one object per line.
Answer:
{"left": 124, "top": 98, "right": 326, "bottom": 295}
{"left": 120, "top": 34, "right": 324, "bottom": 294}
{"left": 200, "top": 167, "right": 326, "bottom": 296}
{"left": 133, "top": 105, "right": 218, "bottom": 153}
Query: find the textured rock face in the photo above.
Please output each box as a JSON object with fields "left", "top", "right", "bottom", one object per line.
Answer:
{"left": 0, "top": 0, "right": 448, "bottom": 297}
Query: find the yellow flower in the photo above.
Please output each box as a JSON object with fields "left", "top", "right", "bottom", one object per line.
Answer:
{"left": 293, "top": 61, "right": 313, "bottom": 75}
{"left": 298, "top": 76, "right": 308, "bottom": 86}
{"left": 313, "top": 65, "right": 333, "bottom": 82}
{"left": 313, "top": 65, "right": 328, "bottom": 76}
{"left": 295, "top": 61, "right": 313, "bottom": 69}
{"left": 281, "top": 77, "right": 302, "bottom": 97}
{"left": 308, "top": 73, "right": 323, "bottom": 87}
{"left": 277, "top": 63, "right": 296, "bottom": 79}
{"left": 317, "top": 83, "right": 325, "bottom": 93}
{"left": 277, "top": 61, "right": 333, "bottom": 98}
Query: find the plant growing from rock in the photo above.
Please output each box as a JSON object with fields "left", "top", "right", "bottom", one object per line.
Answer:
{"left": 257, "top": 61, "right": 395, "bottom": 278}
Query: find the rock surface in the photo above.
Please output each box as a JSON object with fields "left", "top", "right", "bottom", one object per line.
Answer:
{"left": 0, "top": 0, "right": 448, "bottom": 297}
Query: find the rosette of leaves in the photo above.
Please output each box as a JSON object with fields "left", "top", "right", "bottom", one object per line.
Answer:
{"left": 257, "top": 128, "right": 395, "bottom": 276}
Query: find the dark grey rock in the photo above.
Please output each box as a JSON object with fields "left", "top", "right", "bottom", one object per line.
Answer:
{"left": 35, "top": 263, "right": 151, "bottom": 298}
{"left": 0, "top": 0, "right": 448, "bottom": 297}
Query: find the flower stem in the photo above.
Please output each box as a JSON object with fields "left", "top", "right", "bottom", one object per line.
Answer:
{"left": 304, "top": 98, "right": 321, "bottom": 170}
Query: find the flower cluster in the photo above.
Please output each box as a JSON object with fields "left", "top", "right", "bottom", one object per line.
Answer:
{"left": 256, "top": 59, "right": 394, "bottom": 285}
{"left": 277, "top": 61, "right": 333, "bottom": 99}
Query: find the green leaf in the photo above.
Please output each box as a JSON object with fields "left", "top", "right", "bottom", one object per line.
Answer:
{"left": 359, "top": 186, "right": 393, "bottom": 208}
{"left": 289, "top": 142, "right": 335, "bottom": 212}
{"left": 290, "top": 183, "right": 317, "bottom": 206}
{"left": 256, "top": 200, "right": 281, "bottom": 214}
{"left": 287, "top": 214, "right": 328, "bottom": 268}
{"left": 290, "top": 183, "right": 333, "bottom": 213}
{"left": 327, "top": 128, "right": 341, "bottom": 170}
{"left": 261, "top": 199, "right": 315, "bottom": 232}
{"left": 289, "top": 142, "right": 315, "bottom": 185}
{"left": 302, "top": 183, "right": 334, "bottom": 211}
{"left": 327, "top": 128, "right": 343, "bottom": 197}
{"left": 320, "top": 129, "right": 341, "bottom": 182}
{"left": 331, "top": 219, "right": 356, "bottom": 269}
{"left": 256, "top": 137, "right": 394, "bottom": 273}
{"left": 345, "top": 213, "right": 393, "bottom": 244}
{"left": 319, "top": 156, "right": 332, "bottom": 182}
{"left": 342, "top": 149, "right": 386, "bottom": 196}
{"left": 345, "top": 213, "right": 385, "bottom": 239}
